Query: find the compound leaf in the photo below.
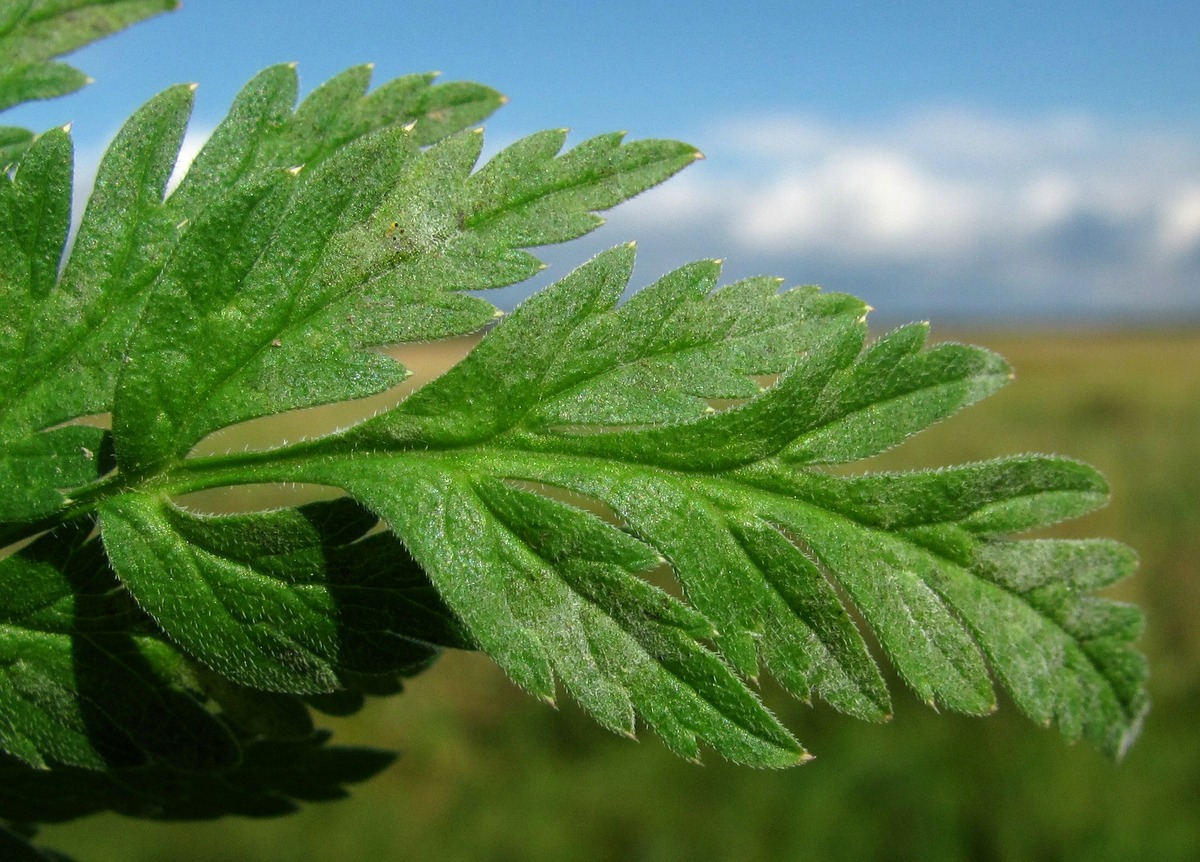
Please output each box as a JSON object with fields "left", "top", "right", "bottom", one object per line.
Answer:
{"left": 113, "top": 116, "right": 698, "bottom": 476}
{"left": 255, "top": 246, "right": 1146, "bottom": 760}
{"left": 0, "top": 47, "right": 1148, "bottom": 785}
{"left": 0, "top": 61, "right": 676, "bottom": 516}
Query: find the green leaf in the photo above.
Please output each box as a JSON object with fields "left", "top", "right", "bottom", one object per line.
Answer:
{"left": 0, "top": 425, "right": 107, "bottom": 523}
{"left": 0, "top": 123, "right": 69, "bottom": 300}
{"left": 960, "top": 539, "right": 1149, "bottom": 757}
{"left": 2, "top": 87, "right": 190, "bottom": 440}
{"left": 340, "top": 467, "right": 805, "bottom": 766}
{"left": 0, "top": 64, "right": 618, "bottom": 517}
{"left": 113, "top": 117, "right": 699, "bottom": 476}
{"left": 0, "top": 0, "right": 177, "bottom": 113}
{"left": 0, "top": 125, "right": 34, "bottom": 169}
{"left": 243, "top": 246, "right": 1143, "bottom": 761}
{"left": 0, "top": 88, "right": 187, "bottom": 523}
{"left": 99, "top": 496, "right": 468, "bottom": 694}
{"left": 1, "top": 66, "right": 505, "bottom": 448}
{"left": 783, "top": 323, "right": 1015, "bottom": 464}
{"left": 0, "top": 40, "right": 1148, "bottom": 784}
{"left": 166, "top": 63, "right": 506, "bottom": 219}
{"left": 0, "top": 520, "right": 238, "bottom": 770}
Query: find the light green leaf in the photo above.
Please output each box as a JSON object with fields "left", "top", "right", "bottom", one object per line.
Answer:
{"left": 0, "top": 63, "right": 636, "bottom": 519}
{"left": 166, "top": 63, "right": 505, "bottom": 219}
{"left": 0, "top": 124, "right": 110, "bottom": 522}
{"left": 2, "top": 66, "right": 506, "bottom": 448}
{"left": 330, "top": 467, "right": 805, "bottom": 767}
{"left": 0, "top": 37, "right": 1147, "bottom": 779}
{"left": 246, "top": 246, "right": 1144, "bottom": 760}
{"left": 2, "top": 86, "right": 192, "bottom": 444}
{"left": 0, "top": 0, "right": 177, "bottom": 114}
{"left": 960, "top": 539, "right": 1148, "bottom": 757}
{"left": 0, "top": 90, "right": 185, "bottom": 523}
{"left": 0, "top": 125, "right": 34, "bottom": 169}
{"left": 783, "top": 323, "right": 1014, "bottom": 464}
{"left": 113, "top": 120, "right": 699, "bottom": 476}
{"left": 0, "top": 425, "right": 107, "bottom": 522}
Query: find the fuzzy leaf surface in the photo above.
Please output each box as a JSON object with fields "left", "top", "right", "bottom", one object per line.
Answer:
{"left": 0, "top": 64, "right": 664, "bottom": 524}
{"left": 113, "top": 112, "right": 699, "bottom": 475}
{"left": 0, "top": 66, "right": 496, "bottom": 520}
{"left": 164, "top": 63, "right": 507, "bottom": 219}
{"left": 99, "top": 496, "right": 469, "bottom": 694}
{"left": 0, "top": 520, "right": 238, "bottom": 771}
{"left": 0, "top": 42, "right": 1148, "bottom": 784}
{"left": 239, "top": 246, "right": 1147, "bottom": 760}
{"left": 0, "top": 89, "right": 190, "bottom": 526}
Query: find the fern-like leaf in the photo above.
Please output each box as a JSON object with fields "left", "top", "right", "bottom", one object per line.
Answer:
{"left": 94, "top": 245, "right": 1146, "bottom": 764}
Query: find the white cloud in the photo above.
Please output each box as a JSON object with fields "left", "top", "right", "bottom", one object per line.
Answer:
{"left": 1158, "top": 186, "right": 1200, "bottom": 258}
{"left": 1021, "top": 174, "right": 1080, "bottom": 229}
{"left": 616, "top": 108, "right": 1200, "bottom": 319}
{"left": 166, "top": 125, "right": 213, "bottom": 193}
{"left": 732, "top": 148, "right": 980, "bottom": 257}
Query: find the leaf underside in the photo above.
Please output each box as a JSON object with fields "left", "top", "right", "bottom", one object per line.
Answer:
{"left": 278, "top": 245, "right": 1146, "bottom": 764}
{"left": 0, "top": 53, "right": 1148, "bottom": 835}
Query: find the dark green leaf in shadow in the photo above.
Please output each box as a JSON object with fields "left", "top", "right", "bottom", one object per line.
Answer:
{"left": 0, "top": 731, "right": 394, "bottom": 823}
{"left": 0, "top": 519, "right": 237, "bottom": 771}
{"left": 100, "top": 495, "right": 469, "bottom": 694}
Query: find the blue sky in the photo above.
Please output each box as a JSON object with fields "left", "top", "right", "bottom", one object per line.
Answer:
{"left": 9, "top": 0, "right": 1200, "bottom": 322}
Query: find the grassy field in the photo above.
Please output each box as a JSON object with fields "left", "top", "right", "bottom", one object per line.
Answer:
{"left": 38, "top": 327, "right": 1200, "bottom": 861}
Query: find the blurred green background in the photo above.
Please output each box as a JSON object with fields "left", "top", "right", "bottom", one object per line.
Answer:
{"left": 38, "top": 328, "right": 1200, "bottom": 861}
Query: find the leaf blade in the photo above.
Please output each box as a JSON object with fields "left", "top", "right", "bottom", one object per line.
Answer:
{"left": 320, "top": 462, "right": 806, "bottom": 767}
{"left": 0, "top": 0, "right": 177, "bottom": 114}
{"left": 113, "top": 124, "right": 699, "bottom": 474}
{"left": 0, "top": 521, "right": 237, "bottom": 771}
{"left": 99, "top": 494, "right": 466, "bottom": 694}
{"left": 273, "top": 248, "right": 1148, "bottom": 758}
{"left": 1, "top": 84, "right": 194, "bottom": 450}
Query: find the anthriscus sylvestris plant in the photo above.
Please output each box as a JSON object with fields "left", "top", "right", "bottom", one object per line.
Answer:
{"left": 0, "top": 3, "right": 1148, "bottom": 858}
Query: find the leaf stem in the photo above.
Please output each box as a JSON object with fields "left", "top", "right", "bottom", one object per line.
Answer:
{"left": 3, "top": 435, "right": 353, "bottom": 549}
